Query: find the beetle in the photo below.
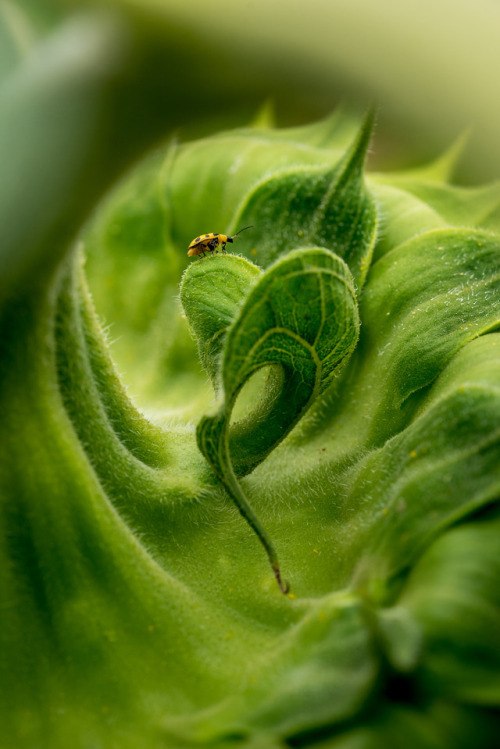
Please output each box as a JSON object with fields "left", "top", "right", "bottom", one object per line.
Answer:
{"left": 187, "top": 226, "right": 254, "bottom": 257}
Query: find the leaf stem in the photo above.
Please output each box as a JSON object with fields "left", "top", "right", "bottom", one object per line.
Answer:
{"left": 224, "top": 453, "right": 289, "bottom": 594}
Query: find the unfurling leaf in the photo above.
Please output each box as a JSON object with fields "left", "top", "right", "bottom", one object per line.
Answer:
{"left": 183, "top": 249, "right": 359, "bottom": 591}
{"left": 180, "top": 254, "right": 262, "bottom": 386}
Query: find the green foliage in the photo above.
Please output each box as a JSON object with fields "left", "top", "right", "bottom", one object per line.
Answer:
{"left": 1, "top": 10, "right": 500, "bottom": 749}
{"left": 183, "top": 248, "right": 360, "bottom": 591}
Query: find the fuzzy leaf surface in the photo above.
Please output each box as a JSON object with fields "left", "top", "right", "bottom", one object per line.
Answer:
{"left": 1, "top": 35, "right": 500, "bottom": 748}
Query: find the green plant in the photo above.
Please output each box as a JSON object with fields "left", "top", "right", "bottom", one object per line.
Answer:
{"left": 1, "top": 7, "right": 500, "bottom": 749}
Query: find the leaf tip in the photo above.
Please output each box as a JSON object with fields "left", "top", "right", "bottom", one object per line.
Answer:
{"left": 427, "top": 127, "right": 473, "bottom": 182}
{"left": 272, "top": 563, "right": 290, "bottom": 595}
{"left": 250, "top": 98, "right": 276, "bottom": 129}
{"left": 354, "top": 104, "right": 378, "bottom": 164}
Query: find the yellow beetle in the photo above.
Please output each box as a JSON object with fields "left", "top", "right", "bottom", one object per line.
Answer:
{"left": 187, "top": 226, "right": 253, "bottom": 257}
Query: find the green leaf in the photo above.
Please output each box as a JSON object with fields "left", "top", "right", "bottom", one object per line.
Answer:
{"left": 369, "top": 182, "right": 448, "bottom": 261}
{"left": 189, "top": 248, "right": 359, "bottom": 590}
{"left": 231, "top": 109, "right": 378, "bottom": 285}
{"left": 245, "top": 106, "right": 363, "bottom": 151}
{"left": 401, "top": 511, "right": 500, "bottom": 704}
{"left": 191, "top": 593, "right": 380, "bottom": 741}
{"left": 166, "top": 112, "right": 376, "bottom": 279}
{"left": 320, "top": 228, "right": 500, "bottom": 457}
{"left": 2, "top": 14, "right": 500, "bottom": 742}
{"left": 180, "top": 254, "right": 262, "bottom": 386}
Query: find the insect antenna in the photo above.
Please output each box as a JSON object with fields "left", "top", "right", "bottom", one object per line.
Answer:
{"left": 232, "top": 225, "right": 254, "bottom": 239}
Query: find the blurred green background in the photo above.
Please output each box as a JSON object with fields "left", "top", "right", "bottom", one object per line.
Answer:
{"left": 2, "top": 0, "right": 500, "bottom": 182}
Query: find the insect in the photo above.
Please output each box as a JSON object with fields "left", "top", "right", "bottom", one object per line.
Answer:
{"left": 187, "top": 226, "right": 254, "bottom": 257}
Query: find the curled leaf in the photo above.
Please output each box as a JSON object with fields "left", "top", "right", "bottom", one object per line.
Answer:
{"left": 188, "top": 248, "right": 360, "bottom": 590}
{"left": 180, "top": 254, "right": 262, "bottom": 386}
